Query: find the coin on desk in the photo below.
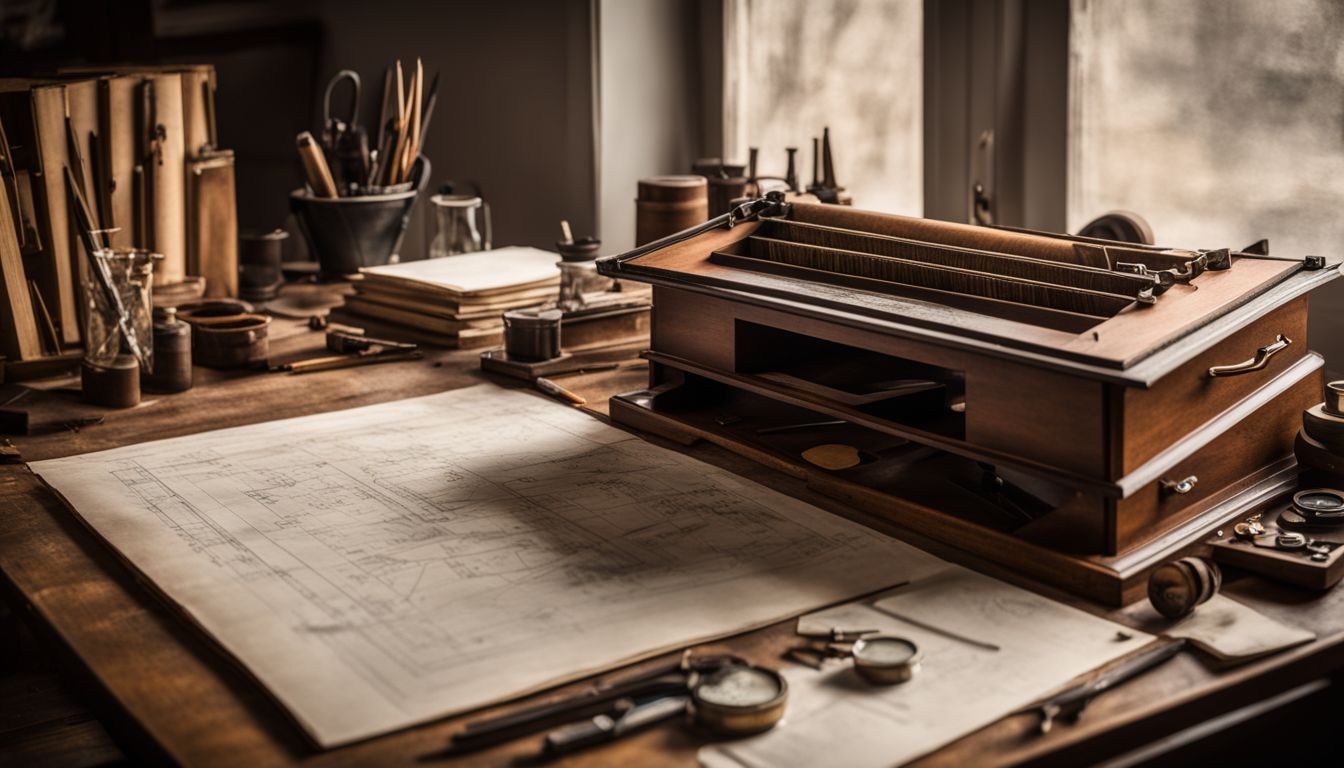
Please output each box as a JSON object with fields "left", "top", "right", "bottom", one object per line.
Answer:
{"left": 801, "top": 444, "right": 863, "bottom": 471}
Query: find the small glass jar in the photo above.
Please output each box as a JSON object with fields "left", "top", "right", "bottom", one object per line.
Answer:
{"left": 555, "top": 237, "right": 611, "bottom": 312}
{"left": 427, "top": 194, "right": 492, "bottom": 257}
{"left": 82, "top": 248, "right": 160, "bottom": 370}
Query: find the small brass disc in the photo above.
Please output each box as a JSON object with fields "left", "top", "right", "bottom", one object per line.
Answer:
{"left": 801, "top": 444, "right": 862, "bottom": 471}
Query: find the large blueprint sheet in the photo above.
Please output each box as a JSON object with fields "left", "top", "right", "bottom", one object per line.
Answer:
{"left": 34, "top": 385, "right": 945, "bottom": 746}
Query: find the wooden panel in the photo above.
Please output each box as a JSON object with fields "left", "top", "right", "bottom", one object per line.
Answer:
{"left": 0, "top": 173, "right": 40, "bottom": 359}
{"left": 1063, "top": 257, "right": 1301, "bottom": 368}
{"left": 30, "top": 84, "right": 80, "bottom": 345}
{"left": 145, "top": 73, "right": 186, "bottom": 286}
{"left": 649, "top": 286, "right": 735, "bottom": 372}
{"left": 626, "top": 221, "right": 1079, "bottom": 355}
{"left": 1121, "top": 297, "right": 1309, "bottom": 473}
{"left": 966, "top": 359, "right": 1108, "bottom": 478}
{"left": 651, "top": 286, "right": 1109, "bottom": 480}
{"left": 1112, "top": 369, "right": 1317, "bottom": 553}
{"left": 188, "top": 152, "right": 238, "bottom": 298}
{"left": 2, "top": 307, "right": 1344, "bottom": 765}
{"left": 610, "top": 392, "right": 1122, "bottom": 603}
{"left": 99, "top": 75, "right": 140, "bottom": 251}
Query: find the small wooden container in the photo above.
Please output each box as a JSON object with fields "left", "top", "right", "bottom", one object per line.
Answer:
{"left": 636, "top": 175, "right": 708, "bottom": 246}
{"left": 707, "top": 176, "right": 751, "bottom": 217}
{"left": 143, "top": 308, "right": 193, "bottom": 393}
{"left": 192, "top": 314, "right": 270, "bottom": 369}
{"left": 82, "top": 355, "right": 141, "bottom": 408}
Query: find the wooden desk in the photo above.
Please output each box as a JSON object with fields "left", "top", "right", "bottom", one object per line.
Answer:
{"left": 2, "top": 313, "right": 1343, "bottom": 767}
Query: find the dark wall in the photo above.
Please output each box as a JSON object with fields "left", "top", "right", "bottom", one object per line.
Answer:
{"left": 3, "top": 0, "right": 599, "bottom": 259}
{"left": 309, "top": 0, "right": 596, "bottom": 258}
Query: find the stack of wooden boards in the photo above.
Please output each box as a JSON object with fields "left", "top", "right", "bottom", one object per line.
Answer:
{"left": 0, "top": 65, "right": 237, "bottom": 381}
{"left": 329, "top": 247, "right": 560, "bottom": 349}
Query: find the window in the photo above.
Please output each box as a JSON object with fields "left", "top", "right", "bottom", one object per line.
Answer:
{"left": 723, "top": 0, "right": 923, "bottom": 215}
{"left": 1069, "top": 0, "right": 1344, "bottom": 257}
{"left": 1068, "top": 0, "right": 1344, "bottom": 364}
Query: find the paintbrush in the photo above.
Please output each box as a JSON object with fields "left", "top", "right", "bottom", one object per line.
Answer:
{"left": 388, "top": 60, "right": 408, "bottom": 185}
{"left": 403, "top": 58, "right": 422, "bottom": 183}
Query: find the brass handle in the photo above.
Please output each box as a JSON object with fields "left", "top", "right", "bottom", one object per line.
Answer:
{"left": 1207, "top": 335, "right": 1290, "bottom": 378}
{"left": 1160, "top": 475, "right": 1198, "bottom": 495}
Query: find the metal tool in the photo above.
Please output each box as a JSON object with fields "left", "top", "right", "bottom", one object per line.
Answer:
{"left": 542, "top": 694, "right": 690, "bottom": 756}
{"left": 798, "top": 626, "right": 878, "bottom": 643}
{"left": 325, "top": 329, "right": 417, "bottom": 354}
{"left": 321, "top": 70, "right": 369, "bottom": 192}
{"left": 601, "top": 191, "right": 791, "bottom": 269}
{"left": 537, "top": 662, "right": 787, "bottom": 756}
{"left": 756, "top": 419, "right": 847, "bottom": 435}
{"left": 1022, "top": 639, "right": 1187, "bottom": 734}
{"left": 444, "top": 652, "right": 744, "bottom": 754}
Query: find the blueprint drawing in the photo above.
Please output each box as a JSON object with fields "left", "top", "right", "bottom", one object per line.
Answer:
{"left": 34, "top": 385, "right": 945, "bottom": 746}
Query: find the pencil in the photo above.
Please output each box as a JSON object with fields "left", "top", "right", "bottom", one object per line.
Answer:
{"left": 405, "top": 58, "right": 423, "bottom": 182}
{"left": 285, "top": 350, "right": 422, "bottom": 375}
{"left": 535, "top": 377, "right": 587, "bottom": 406}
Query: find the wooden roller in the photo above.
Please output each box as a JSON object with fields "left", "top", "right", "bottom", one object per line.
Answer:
{"left": 790, "top": 202, "right": 1102, "bottom": 267}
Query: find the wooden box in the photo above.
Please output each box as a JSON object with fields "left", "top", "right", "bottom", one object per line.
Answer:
{"left": 598, "top": 200, "right": 1340, "bottom": 604}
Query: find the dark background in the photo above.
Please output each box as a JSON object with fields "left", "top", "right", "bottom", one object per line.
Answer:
{"left": 0, "top": 0, "right": 610, "bottom": 259}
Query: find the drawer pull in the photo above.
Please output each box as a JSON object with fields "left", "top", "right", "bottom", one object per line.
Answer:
{"left": 1160, "top": 475, "right": 1198, "bottom": 495}
{"left": 1207, "top": 335, "right": 1290, "bottom": 377}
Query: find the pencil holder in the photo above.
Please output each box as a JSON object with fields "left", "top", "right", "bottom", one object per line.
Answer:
{"left": 81, "top": 248, "right": 160, "bottom": 408}
{"left": 291, "top": 156, "right": 430, "bottom": 277}
{"left": 82, "top": 249, "right": 159, "bottom": 369}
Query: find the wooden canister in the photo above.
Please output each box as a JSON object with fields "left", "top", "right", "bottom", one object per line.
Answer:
{"left": 636, "top": 175, "right": 708, "bottom": 246}
{"left": 82, "top": 355, "right": 141, "bottom": 408}
{"left": 707, "top": 177, "right": 750, "bottom": 217}
{"left": 143, "top": 308, "right": 193, "bottom": 393}
{"left": 192, "top": 313, "right": 270, "bottom": 369}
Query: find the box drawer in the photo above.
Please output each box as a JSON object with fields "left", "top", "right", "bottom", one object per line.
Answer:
{"left": 1118, "top": 297, "right": 1308, "bottom": 476}
{"left": 1110, "top": 363, "right": 1318, "bottom": 554}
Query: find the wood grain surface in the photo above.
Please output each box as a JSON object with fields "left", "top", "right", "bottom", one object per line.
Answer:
{"left": 2, "top": 304, "right": 1343, "bottom": 766}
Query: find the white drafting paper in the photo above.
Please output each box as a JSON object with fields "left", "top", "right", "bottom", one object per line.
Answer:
{"left": 701, "top": 570, "right": 1152, "bottom": 768}
{"left": 33, "top": 385, "right": 947, "bottom": 747}
{"left": 358, "top": 247, "right": 560, "bottom": 296}
{"left": 1125, "top": 593, "right": 1315, "bottom": 663}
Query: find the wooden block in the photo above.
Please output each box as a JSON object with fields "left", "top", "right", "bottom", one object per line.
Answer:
{"left": 0, "top": 171, "right": 40, "bottom": 359}
{"left": 30, "top": 84, "right": 80, "bottom": 345}
{"left": 144, "top": 73, "right": 186, "bottom": 286}
{"left": 187, "top": 151, "right": 237, "bottom": 298}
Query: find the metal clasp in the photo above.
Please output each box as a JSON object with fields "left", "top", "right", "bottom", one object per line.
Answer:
{"left": 1207, "top": 335, "right": 1291, "bottom": 378}
{"left": 1160, "top": 476, "right": 1198, "bottom": 495}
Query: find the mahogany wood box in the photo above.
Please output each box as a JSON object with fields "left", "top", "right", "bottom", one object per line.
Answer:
{"left": 598, "top": 201, "right": 1340, "bottom": 604}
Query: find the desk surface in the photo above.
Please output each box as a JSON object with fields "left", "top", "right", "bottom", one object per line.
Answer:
{"left": 2, "top": 312, "right": 1343, "bottom": 767}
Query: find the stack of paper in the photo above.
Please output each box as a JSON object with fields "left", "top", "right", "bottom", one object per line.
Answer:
{"left": 330, "top": 247, "right": 560, "bottom": 348}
